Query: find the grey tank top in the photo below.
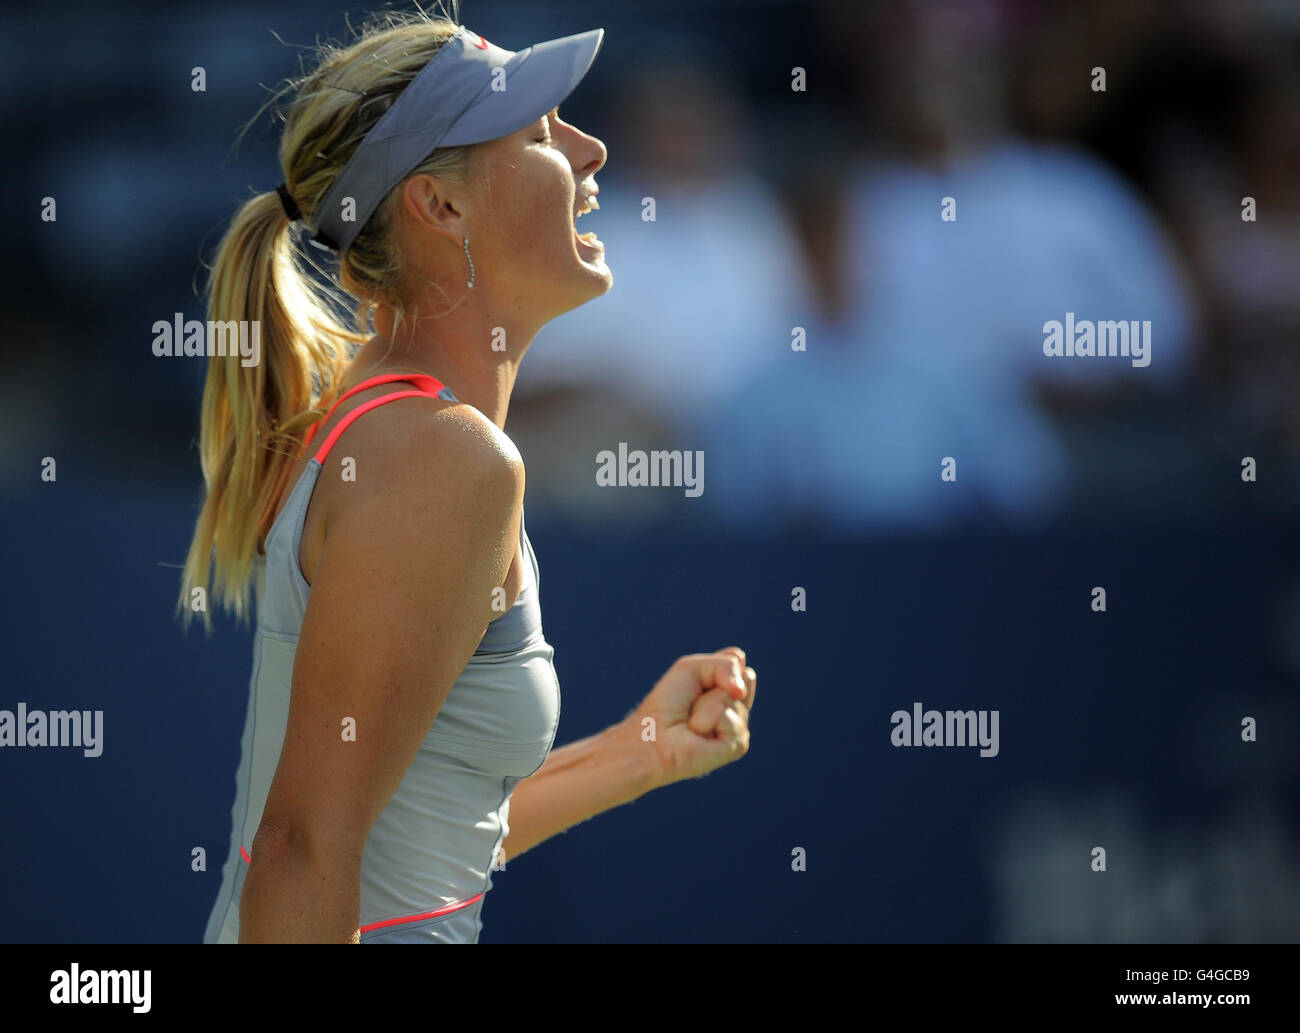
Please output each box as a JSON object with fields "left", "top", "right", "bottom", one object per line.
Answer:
{"left": 202, "top": 379, "right": 561, "bottom": 943}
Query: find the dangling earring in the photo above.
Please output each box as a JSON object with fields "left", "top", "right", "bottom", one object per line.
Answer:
{"left": 463, "top": 236, "right": 476, "bottom": 289}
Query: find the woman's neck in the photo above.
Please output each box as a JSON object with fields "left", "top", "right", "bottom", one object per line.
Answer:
{"left": 351, "top": 304, "right": 537, "bottom": 429}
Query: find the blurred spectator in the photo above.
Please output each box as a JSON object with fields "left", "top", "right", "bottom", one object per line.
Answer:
{"left": 1010, "top": 0, "right": 1300, "bottom": 456}
{"left": 699, "top": 0, "right": 1200, "bottom": 532}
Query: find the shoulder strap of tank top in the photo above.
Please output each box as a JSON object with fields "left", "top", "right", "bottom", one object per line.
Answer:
{"left": 313, "top": 389, "right": 444, "bottom": 464}
{"left": 300, "top": 373, "right": 449, "bottom": 458}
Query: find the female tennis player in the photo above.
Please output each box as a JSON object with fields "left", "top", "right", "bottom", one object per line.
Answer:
{"left": 177, "top": 8, "right": 755, "bottom": 944}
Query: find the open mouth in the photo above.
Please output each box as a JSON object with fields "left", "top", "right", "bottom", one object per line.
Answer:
{"left": 574, "top": 195, "right": 602, "bottom": 249}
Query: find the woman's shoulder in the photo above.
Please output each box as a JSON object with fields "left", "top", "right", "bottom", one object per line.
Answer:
{"left": 325, "top": 393, "right": 524, "bottom": 528}
{"left": 386, "top": 395, "right": 522, "bottom": 484}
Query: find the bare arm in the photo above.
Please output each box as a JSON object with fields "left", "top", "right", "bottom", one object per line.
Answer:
{"left": 498, "top": 719, "right": 661, "bottom": 863}
{"left": 239, "top": 403, "right": 525, "bottom": 943}
{"left": 500, "top": 652, "right": 757, "bottom": 863}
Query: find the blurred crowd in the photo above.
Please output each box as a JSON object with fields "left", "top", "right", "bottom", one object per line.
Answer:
{"left": 510, "top": 0, "right": 1300, "bottom": 530}
{"left": 12, "top": 0, "right": 1300, "bottom": 529}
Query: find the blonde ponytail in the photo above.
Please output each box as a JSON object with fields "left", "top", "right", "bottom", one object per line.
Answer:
{"left": 177, "top": 4, "right": 475, "bottom": 632}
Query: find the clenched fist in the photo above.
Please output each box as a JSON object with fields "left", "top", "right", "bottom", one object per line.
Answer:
{"left": 627, "top": 647, "right": 756, "bottom": 788}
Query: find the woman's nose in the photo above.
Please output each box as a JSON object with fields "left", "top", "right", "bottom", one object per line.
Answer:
{"left": 569, "top": 126, "right": 607, "bottom": 178}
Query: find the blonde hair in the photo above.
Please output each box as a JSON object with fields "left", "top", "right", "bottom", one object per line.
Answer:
{"left": 178, "top": 2, "right": 477, "bottom": 632}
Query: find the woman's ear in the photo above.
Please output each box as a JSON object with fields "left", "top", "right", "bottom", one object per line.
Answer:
{"left": 398, "top": 173, "right": 466, "bottom": 245}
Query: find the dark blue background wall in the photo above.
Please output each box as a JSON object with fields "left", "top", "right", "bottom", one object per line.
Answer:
{"left": 3, "top": 479, "right": 1295, "bottom": 942}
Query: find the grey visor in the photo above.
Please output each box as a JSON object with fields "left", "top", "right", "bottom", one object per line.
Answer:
{"left": 310, "top": 25, "right": 605, "bottom": 254}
